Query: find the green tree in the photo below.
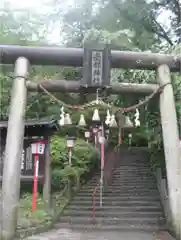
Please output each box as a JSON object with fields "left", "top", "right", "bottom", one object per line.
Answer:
{"left": 0, "top": 3, "right": 82, "bottom": 120}
{"left": 61, "top": 0, "right": 181, "bottom": 47}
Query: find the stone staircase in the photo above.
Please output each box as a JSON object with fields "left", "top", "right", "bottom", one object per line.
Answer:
{"left": 0, "top": 188, "right": 2, "bottom": 230}
{"left": 55, "top": 148, "right": 167, "bottom": 233}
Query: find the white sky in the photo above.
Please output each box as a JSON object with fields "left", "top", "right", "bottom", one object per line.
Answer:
{"left": 6, "top": 0, "right": 49, "bottom": 8}
{"left": 1, "top": 0, "right": 74, "bottom": 44}
{"left": 2, "top": 0, "right": 72, "bottom": 10}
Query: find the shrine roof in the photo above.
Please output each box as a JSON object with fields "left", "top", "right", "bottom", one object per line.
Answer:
{"left": 0, "top": 119, "right": 59, "bottom": 136}
{"left": 0, "top": 119, "right": 57, "bottom": 128}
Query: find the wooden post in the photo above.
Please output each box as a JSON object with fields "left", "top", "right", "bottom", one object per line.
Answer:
{"left": 43, "top": 136, "right": 52, "bottom": 208}
{"left": 67, "top": 179, "right": 72, "bottom": 201}
{"left": 157, "top": 64, "right": 181, "bottom": 237}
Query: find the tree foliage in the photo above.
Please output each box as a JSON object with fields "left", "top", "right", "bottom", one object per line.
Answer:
{"left": 62, "top": 0, "right": 181, "bottom": 47}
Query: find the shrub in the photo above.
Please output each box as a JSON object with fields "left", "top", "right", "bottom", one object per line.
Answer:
{"left": 51, "top": 136, "right": 100, "bottom": 189}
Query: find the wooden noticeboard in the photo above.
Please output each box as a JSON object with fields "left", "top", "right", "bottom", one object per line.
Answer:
{"left": 0, "top": 138, "right": 46, "bottom": 177}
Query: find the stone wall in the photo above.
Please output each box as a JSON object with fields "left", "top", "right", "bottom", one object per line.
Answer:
{"left": 155, "top": 168, "right": 172, "bottom": 229}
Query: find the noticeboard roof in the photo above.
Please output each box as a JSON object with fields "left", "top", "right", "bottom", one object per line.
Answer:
{"left": 0, "top": 119, "right": 58, "bottom": 128}
{"left": 0, "top": 119, "right": 59, "bottom": 137}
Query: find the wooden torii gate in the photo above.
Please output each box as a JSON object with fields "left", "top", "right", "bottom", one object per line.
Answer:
{"left": 0, "top": 44, "right": 181, "bottom": 239}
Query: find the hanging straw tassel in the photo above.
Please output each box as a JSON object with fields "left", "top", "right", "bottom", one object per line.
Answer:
{"left": 59, "top": 106, "right": 65, "bottom": 126}
{"left": 78, "top": 114, "right": 87, "bottom": 126}
{"left": 64, "top": 113, "right": 72, "bottom": 125}
{"left": 105, "top": 109, "right": 111, "bottom": 126}
{"left": 92, "top": 108, "right": 100, "bottom": 121}
{"left": 134, "top": 108, "right": 140, "bottom": 127}
{"left": 125, "top": 116, "right": 133, "bottom": 127}
{"left": 109, "top": 114, "right": 117, "bottom": 128}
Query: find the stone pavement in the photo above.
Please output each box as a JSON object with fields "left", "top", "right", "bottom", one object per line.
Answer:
{"left": 24, "top": 228, "right": 171, "bottom": 240}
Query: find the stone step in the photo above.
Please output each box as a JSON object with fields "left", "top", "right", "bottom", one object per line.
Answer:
{"left": 111, "top": 177, "right": 155, "bottom": 180}
{"left": 97, "top": 173, "right": 154, "bottom": 176}
{"left": 54, "top": 222, "right": 167, "bottom": 232}
{"left": 109, "top": 180, "right": 155, "bottom": 184}
{"left": 119, "top": 157, "right": 149, "bottom": 160}
{"left": 68, "top": 205, "right": 163, "bottom": 212}
{"left": 111, "top": 177, "right": 154, "bottom": 180}
{"left": 111, "top": 174, "right": 155, "bottom": 178}
{"left": 113, "top": 171, "right": 153, "bottom": 174}
{"left": 117, "top": 164, "right": 150, "bottom": 166}
{"left": 115, "top": 164, "right": 150, "bottom": 166}
{"left": 112, "top": 171, "right": 154, "bottom": 176}
{"left": 71, "top": 200, "right": 162, "bottom": 206}
{"left": 113, "top": 170, "right": 151, "bottom": 173}
{"left": 105, "top": 186, "right": 158, "bottom": 190}
{"left": 84, "top": 184, "right": 157, "bottom": 189}
{"left": 119, "top": 159, "right": 149, "bottom": 162}
{"left": 89, "top": 177, "right": 156, "bottom": 182}
{"left": 70, "top": 200, "right": 162, "bottom": 207}
{"left": 82, "top": 186, "right": 158, "bottom": 192}
{"left": 118, "top": 166, "right": 151, "bottom": 169}
{"left": 79, "top": 188, "right": 159, "bottom": 194}
{"left": 119, "top": 156, "right": 149, "bottom": 159}
{"left": 118, "top": 164, "right": 150, "bottom": 166}
{"left": 118, "top": 168, "right": 151, "bottom": 171}
{"left": 125, "top": 163, "right": 150, "bottom": 165}
{"left": 77, "top": 192, "right": 159, "bottom": 197}
{"left": 105, "top": 184, "right": 157, "bottom": 188}
{"left": 86, "top": 185, "right": 157, "bottom": 190}
{"left": 91, "top": 171, "right": 153, "bottom": 175}
{"left": 84, "top": 178, "right": 154, "bottom": 184}
{"left": 63, "top": 210, "right": 164, "bottom": 218}
{"left": 119, "top": 163, "right": 150, "bottom": 166}
{"left": 58, "top": 216, "right": 165, "bottom": 226}
{"left": 88, "top": 180, "right": 156, "bottom": 185}
{"left": 109, "top": 182, "right": 156, "bottom": 186}
{"left": 82, "top": 181, "right": 157, "bottom": 186}
{"left": 103, "top": 186, "right": 158, "bottom": 191}
{"left": 77, "top": 191, "right": 160, "bottom": 197}
{"left": 73, "top": 195, "right": 161, "bottom": 201}
{"left": 111, "top": 174, "right": 154, "bottom": 178}
{"left": 102, "top": 191, "right": 159, "bottom": 195}
{"left": 112, "top": 176, "right": 154, "bottom": 179}
{"left": 104, "top": 187, "right": 159, "bottom": 191}
{"left": 79, "top": 185, "right": 158, "bottom": 191}
{"left": 111, "top": 172, "right": 154, "bottom": 175}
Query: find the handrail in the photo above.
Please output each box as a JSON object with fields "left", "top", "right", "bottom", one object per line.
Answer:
{"left": 92, "top": 182, "right": 100, "bottom": 218}
{"left": 91, "top": 148, "right": 120, "bottom": 218}
{"left": 60, "top": 184, "right": 68, "bottom": 197}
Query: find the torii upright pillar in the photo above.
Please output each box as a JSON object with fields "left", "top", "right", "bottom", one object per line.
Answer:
{"left": 2, "top": 57, "right": 29, "bottom": 240}
{"left": 157, "top": 64, "right": 181, "bottom": 238}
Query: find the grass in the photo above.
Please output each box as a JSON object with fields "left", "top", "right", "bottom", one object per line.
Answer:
{"left": 17, "top": 192, "right": 68, "bottom": 229}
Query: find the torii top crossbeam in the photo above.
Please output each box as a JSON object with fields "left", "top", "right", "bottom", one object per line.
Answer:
{"left": 0, "top": 45, "right": 180, "bottom": 71}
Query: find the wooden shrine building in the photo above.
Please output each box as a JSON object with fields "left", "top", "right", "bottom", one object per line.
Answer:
{"left": 0, "top": 119, "right": 58, "bottom": 183}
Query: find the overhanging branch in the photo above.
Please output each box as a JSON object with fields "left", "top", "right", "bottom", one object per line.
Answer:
{"left": 111, "top": 0, "right": 174, "bottom": 46}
